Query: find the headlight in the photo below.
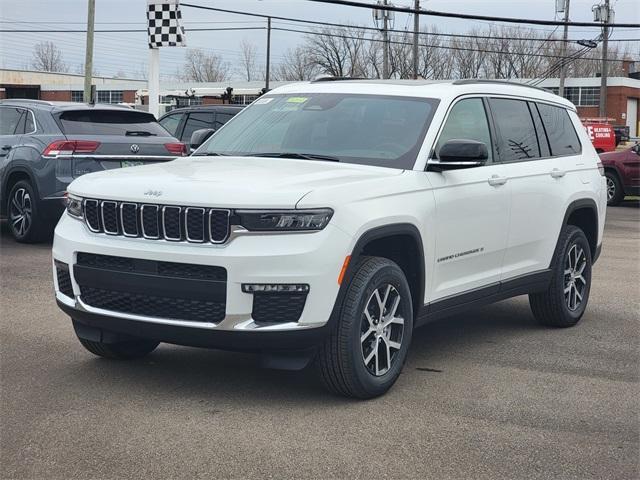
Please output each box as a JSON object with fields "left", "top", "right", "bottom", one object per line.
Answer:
{"left": 236, "top": 209, "right": 333, "bottom": 231}
{"left": 65, "top": 194, "right": 83, "bottom": 219}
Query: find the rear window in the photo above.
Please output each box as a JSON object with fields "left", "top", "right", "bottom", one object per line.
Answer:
{"left": 536, "top": 103, "right": 581, "bottom": 156}
{"left": 58, "top": 110, "right": 171, "bottom": 137}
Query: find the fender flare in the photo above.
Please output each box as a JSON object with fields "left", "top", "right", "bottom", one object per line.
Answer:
{"left": 327, "top": 223, "right": 426, "bottom": 327}
{"left": 553, "top": 198, "right": 599, "bottom": 265}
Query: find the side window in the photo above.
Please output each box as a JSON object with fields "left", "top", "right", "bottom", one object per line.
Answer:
{"left": 0, "top": 107, "right": 24, "bottom": 135}
{"left": 434, "top": 98, "right": 493, "bottom": 162}
{"left": 181, "top": 112, "right": 214, "bottom": 142}
{"left": 213, "top": 112, "right": 235, "bottom": 130}
{"left": 537, "top": 103, "right": 582, "bottom": 156}
{"left": 159, "top": 113, "right": 183, "bottom": 137}
{"left": 24, "top": 111, "right": 35, "bottom": 133}
{"left": 489, "top": 98, "right": 540, "bottom": 162}
{"left": 528, "top": 102, "right": 551, "bottom": 158}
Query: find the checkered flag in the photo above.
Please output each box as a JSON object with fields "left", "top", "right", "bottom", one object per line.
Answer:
{"left": 147, "top": 0, "right": 186, "bottom": 48}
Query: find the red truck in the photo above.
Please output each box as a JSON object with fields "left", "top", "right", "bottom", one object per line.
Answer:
{"left": 599, "top": 144, "right": 640, "bottom": 205}
{"left": 584, "top": 122, "right": 616, "bottom": 153}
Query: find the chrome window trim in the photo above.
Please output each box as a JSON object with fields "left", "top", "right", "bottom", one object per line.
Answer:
{"left": 162, "top": 205, "right": 182, "bottom": 241}
{"left": 185, "top": 207, "right": 206, "bottom": 243}
{"left": 100, "top": 201, "right": 119, "bottom": 235}
{"left": 209, "top": 209, "right": 231, "bottom": 244}
{"left": 83, "top": 199, "right": 101, "bottom": 232}
{"left": 120, "top": 202, "right": 139, "bottom": 237}
{"left": 140, "top": 204, "right": 161, "bottom": 239}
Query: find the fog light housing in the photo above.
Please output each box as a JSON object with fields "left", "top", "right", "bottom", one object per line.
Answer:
{"left": 242, "top": 283, "right": 310, "bottom": 293}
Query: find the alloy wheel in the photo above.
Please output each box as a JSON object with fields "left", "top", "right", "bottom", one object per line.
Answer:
{"left": 9, "top": 188, "right": 32, "bottom": 238}
{"left": 606, "top": 177, "right": 616, "bottom": 201}
{"left": 360, "top": 284, "right": 405, "bottom": 376}
{"left": 564, "top": 244, "right": 588, "bottom": 311}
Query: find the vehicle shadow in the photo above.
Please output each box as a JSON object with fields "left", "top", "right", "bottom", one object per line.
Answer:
{"left": 619, "top": 198, "right": 640, "bottom": 208}
{"left": 65, "top": 299, "right": 540, "bottom": 404}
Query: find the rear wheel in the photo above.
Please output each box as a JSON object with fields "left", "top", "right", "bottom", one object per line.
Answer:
{"left": 7, "top": 180, "right": 52, "bottom": 243}
{"left": 77, "top": 336, "right": 159, "bottom": 360}
{"left": 605, "top": 171, "right": 624, "bottom": 206}
{"left": 316, "top": 256, "right": 413, "bottom": 399}
{"left": 529, "top": 226, "right": 592, "bottom": 327}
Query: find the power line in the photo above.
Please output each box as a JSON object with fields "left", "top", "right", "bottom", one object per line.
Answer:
{"left": 271, "top": 26, "right": 637, "bottom": 63}
{"left": 303, "top": 0, "right": 640, "bottom": 28}
{"left": 0, "top": 27, "right": 266, "bottom": 33}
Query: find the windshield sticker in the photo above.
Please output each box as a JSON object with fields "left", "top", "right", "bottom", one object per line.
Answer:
{"left": 286, "top": 97, "right": 308, "bottom": 104}
{"left": 254, "top": 97, "right": 273, "bottom": 105}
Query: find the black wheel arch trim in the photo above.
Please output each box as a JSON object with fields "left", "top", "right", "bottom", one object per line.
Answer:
{"left": 556, "top": 198, "right": 599, "bottom": 265}
{"left": 328, "top": 223, "right": 426, "bottom": 328}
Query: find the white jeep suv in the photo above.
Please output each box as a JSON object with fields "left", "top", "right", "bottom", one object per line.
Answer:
{"left": 53, "top": 79, "right": 606, "bottom": 398}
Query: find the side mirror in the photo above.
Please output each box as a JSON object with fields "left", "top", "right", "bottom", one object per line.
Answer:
{"left": 632, "top": 143, "right": 640, "bottom": 155}
{"left": 190, "top": 128, "right": 215, "bottom": 151}
{"left": 429, "top": 139, "right": 489, "bottom": 171}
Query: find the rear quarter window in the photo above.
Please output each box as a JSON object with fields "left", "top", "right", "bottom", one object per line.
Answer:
{"left": 489, "top": 98, "right": 540, "bottom": 162}
{"left": 536, "top": 103, "right": 581, "bottom": 156}
{"left": 57, "top": 110, "right": 171, "bottom": 137}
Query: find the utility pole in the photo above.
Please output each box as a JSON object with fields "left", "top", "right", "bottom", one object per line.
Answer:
{"left": 412, "top": 0, "right": 419, "bottom": 79}
{"left": 83, "top": 0, "right": 95, "bottom": 103}
{"left": 265, "top": 17, "right": 271, "bottom": 91}
{"left": 599, "top": 0, "right": 610, "bottom": 118}
{"left": 558, "top": 0, "right": 570, "bottom": 98}
{"left": 382, "top": 0, "right": 389, "bottom": 79}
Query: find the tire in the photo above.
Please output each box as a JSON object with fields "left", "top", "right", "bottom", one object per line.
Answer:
{"left": 316, "top": 256, "right": 414, "bottom": 399}
{"left": 77, "top": 336, "right": 159, "bottom": 360}
{"left": 605, "top": 171, "right": 624, "bottom": 206}
{"left": 6, "top": 180, "right": 52, "bottom": 243}
{"left": 529, "top": 225, "right": 592, "bottom": 328}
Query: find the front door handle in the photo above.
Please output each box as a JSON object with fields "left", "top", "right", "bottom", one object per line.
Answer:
{"left": 1, "top": 145, "right": 11, "bottom": 151}
{"left": 550, "top": 168, "right": 566, "bottom": 179}
{"left": 488, "top": 175, "right": 507, "bottom": 187}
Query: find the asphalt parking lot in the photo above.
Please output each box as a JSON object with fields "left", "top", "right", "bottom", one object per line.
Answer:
{"left": 1, "top": 203, "right": 638, "bottom": 480}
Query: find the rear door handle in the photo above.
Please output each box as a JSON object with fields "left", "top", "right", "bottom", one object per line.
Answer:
{"left": 550, "top": 168, "right": 566, "bottom": 179}
{"left": 488, "top": 175, "right": 507, "bottom": 187}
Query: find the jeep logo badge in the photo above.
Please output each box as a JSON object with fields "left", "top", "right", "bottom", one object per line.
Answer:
{"left": 130, "top": 144, "right": 140, "bottom": 154}
{"left": 144, "top": 190, "right": 162, "bottom": 197}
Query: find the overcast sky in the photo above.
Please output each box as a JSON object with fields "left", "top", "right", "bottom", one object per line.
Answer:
{"left": 0, "top": 0, "right": 638, "bottom": 80}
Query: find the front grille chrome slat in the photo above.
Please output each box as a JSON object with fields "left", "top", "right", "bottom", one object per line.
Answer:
{"left": 81, "top": 199, "right": 230, "bottom": 244}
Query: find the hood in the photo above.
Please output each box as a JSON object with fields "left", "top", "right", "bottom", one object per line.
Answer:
{"left": 67, "top": 156, "right": 403, "bottom": 208}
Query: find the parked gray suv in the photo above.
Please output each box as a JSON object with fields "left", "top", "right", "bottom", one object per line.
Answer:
{"left": 0, "top": 100, "right": 186, "bottom": 242}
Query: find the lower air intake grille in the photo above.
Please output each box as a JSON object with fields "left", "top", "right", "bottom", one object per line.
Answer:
{"left": 252, "top": 293, "right": 307, "bottom": 323}
{"left": 55, "top": 262, "right": 74, "bottom": 298}
{"left": 80, "top": 287, "right": 225, "bottom": 323}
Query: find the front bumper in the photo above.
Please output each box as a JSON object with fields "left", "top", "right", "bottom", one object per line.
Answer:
{"left": 53, "top": 213, "right": 352, "bottom": 351}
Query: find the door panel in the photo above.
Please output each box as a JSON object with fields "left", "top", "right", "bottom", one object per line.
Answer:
{"left": 428, "top": 165, "right": 511, "bottom": 299}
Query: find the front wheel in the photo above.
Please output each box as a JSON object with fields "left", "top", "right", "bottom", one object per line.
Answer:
{"left": 529, "top": 225, "right": 592, "bottom": 327}
{"left": 316, "top": 256, "right": 413, "bottom": 399}
{"left": 7, "top": 180, "right": 52, "bottom": 243}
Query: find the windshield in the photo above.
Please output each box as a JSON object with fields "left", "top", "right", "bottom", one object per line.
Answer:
{"left": 197, "top": 93, "right": 439, "bottom": 169}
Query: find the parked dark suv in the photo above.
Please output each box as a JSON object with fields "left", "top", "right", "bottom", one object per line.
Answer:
{"left": 158, "top": 104, "right": 244, "bottom": 147}
{"left": 599, "top": 143, "right": 640, "bottom": 206}
{"left": 0, "top": 100, "right": 186, "bottom": 242}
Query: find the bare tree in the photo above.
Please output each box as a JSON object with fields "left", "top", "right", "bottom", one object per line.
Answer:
{"left": 273, "top": 46, "right": 318, "bottom": 81}
{"left": 305, "top": 27, "right": 368, "bottom": 78}
{"left": 32, "top": 41, "right": 68, "bottom": 72}
{"left": 238, "top": 39, "right": 258, "bottom": 81}
{"left": 182, "top": 49, "right": 230, "bottom": 82}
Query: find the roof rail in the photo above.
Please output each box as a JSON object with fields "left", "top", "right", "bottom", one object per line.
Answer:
{"left": 452, "top": 79, "right": 550, "bottom": 93}
{"left": 311, "top": 76, "right": 367, "bottom": 83}
{"left": 0, "top": 98, "right": 55, "bottom": 106}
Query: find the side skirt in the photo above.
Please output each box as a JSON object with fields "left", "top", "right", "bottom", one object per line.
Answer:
{"left": 415, "top": 269, "right": 552, "bottom": 327}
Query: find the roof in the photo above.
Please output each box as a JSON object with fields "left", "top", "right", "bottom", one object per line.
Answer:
{"left": 268, "top": 79, "right": 577, "bottom": 110}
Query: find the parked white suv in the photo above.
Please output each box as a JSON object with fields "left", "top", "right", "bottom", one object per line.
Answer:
{"left": 53, "top": 79, "right": 606, "bottom": 398}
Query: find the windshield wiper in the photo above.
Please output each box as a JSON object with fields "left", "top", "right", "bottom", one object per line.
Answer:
{"left": 125, "top": 130, "right": 156, "bottom": 136}
{"left": 250, "top": 152, "right": 340, "bottom": 162}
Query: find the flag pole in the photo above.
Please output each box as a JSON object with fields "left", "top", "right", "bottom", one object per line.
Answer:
{"left": 148, "top": 48, "right": 160, "bottom": 118}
